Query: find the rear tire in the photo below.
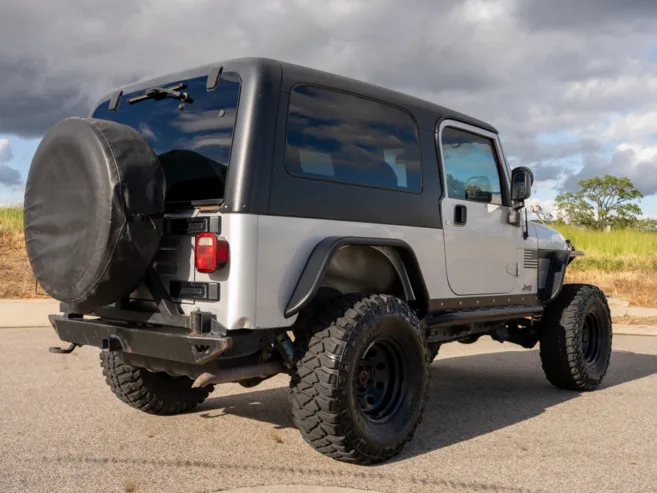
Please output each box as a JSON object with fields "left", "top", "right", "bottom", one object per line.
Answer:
{"left": 290, "top": 293, "right": 430, "bottom": 464}
{"left": 100, "top": 351, "right": 212, "bottom": 415}
{"left": 428, "top": 342, "right": 440, "bottom": 362}
{"left": 539, "top": 284, "right": 612, "bottom": 391}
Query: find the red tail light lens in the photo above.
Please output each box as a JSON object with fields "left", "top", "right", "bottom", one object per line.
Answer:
{"left": 195, "top": 233, "right": 229, "bottom": 273}
{"left": 216, "top": 239, "right": 229, "bottom": 265}
{"left": 195, "top": 233, "right": 216, "bottom": 273}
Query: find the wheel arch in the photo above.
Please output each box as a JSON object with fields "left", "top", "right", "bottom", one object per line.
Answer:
{"left": 284, "top": 236, "right": 430, "bottom": 319}
{"left": 539, "top": 249, "right": 584, "bottom": 304}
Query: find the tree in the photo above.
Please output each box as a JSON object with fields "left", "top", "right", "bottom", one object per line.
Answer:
{"left": 555, "top": 175, "right": 643, "bottom": 230}
{"left": 636, "top": 217, "right": 657, "bottom": 231}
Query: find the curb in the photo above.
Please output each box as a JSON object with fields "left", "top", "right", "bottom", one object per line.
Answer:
{"left": 220, "top": 487, "right": 385, "bottom": 493}
{"left": 0, "top": 299, "right": 58, "bottom": 328}
{"left": 608, "top": 298, "right": 657, "bottom": 318}
{"left": 613, "top": 325, "right": 657, "bottom": 337}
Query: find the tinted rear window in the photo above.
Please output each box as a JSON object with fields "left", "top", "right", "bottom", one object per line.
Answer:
{"left": 93, "top": 73, "right": 241, "bottom": 203}
{"left": 286, "top": 85, "right": 421, "bottom": 192}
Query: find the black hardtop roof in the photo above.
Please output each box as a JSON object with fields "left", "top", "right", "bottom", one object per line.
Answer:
{"left": 94, "top": 56, "right": 497, "bottom": 133}
{"left": 275, "top": 58, "right": 497, "bottom": 133}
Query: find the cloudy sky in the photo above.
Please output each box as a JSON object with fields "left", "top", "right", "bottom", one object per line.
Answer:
{"left": 1, "top": 0, "right": 656, "bottom": 216}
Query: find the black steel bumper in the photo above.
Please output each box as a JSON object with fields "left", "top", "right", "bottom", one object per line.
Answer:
{"left": 49, "top": 315, "right": 232, "bottom": 365}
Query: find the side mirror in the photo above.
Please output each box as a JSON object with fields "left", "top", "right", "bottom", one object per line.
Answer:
{"left": 511, "top": 167, "right": 533, "bottom": 202}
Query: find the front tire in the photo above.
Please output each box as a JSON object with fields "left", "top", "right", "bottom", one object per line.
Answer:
{"left": 539, "top": 284, "right": 612, "bottom": 391}
{"left": 100, "top": 351, "right": 212, "bottom": 415}
{"left": 290, "top": 293, "right": 430, "bottom": 464}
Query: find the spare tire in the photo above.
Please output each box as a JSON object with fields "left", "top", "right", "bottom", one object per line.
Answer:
{"left": 24, "top": 117, "right": 165, "bottom": 313}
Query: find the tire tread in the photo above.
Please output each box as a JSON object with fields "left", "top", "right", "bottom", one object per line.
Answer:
{"left": 100, "top": 351, "right": 212, "bottom": 415}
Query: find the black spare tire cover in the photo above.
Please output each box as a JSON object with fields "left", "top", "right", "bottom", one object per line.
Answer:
{"left": 24, "top": 117, "right": 165, "bottom": 313}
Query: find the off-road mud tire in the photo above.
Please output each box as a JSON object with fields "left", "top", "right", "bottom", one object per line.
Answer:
{"left": 290, "top": 293, "right": 430, "bottom": 464}
{"left": 539, "top": 284, "right": 612, "bottom": 391}
{"left": 428, "top": 342, "right": 441, "bottom": 362}
{"left": 100, "top": 351, "right": 212, "bottom": 415}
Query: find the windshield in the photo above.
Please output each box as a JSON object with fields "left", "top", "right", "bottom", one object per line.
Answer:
{"left": 93, "top": 72, "right": 241, "bottom": 204}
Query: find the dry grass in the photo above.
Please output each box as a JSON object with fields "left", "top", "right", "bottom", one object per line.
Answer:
{"left": 0, "top": 207, "right": 48, "bottom": 299}
{"left": 555, "top": 224, "right": 657, "bottom": 306}
{"left": 565, "top": 270, "right": 657, "bottom": 307}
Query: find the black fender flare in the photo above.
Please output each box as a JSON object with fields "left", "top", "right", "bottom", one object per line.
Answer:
{"left": 541, "top": 249, "right": 584, "bottom": 304}
{"left": 284, "top": 236, "right": 430, "bottom": 319}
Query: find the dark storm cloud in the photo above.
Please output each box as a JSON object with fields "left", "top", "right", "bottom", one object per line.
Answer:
{"left": 529, "top": 165, "right": 564, "bottom": 183}
{"left": 517, "top": 0, "right": 657, "bottom": 30}
{"left": 0, "top": 138, "right": 21, "bottom": 186}
{"left": 0, "top": 60, "right": 92, "bottom": 137}
{"left": 0, "top": 0, "right": 656, "bottom": 196}
{"left": 503, "top": 136, "right": 607, "bottom": 184}
{"left": 0, "top": 165, "right": 21, "bottom": 186}
{"left": 563, "top": 147, "right": 657, "bottom": 195}
{"left": 506, "top": 137, "right": 605, "bottom": 166}
{"left": 0, "top": 0, "right": 653, "bottom": 131}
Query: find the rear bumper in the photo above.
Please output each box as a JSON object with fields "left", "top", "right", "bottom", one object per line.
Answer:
{"left": 49, "top": 315, "right": 232, "bottom": 365}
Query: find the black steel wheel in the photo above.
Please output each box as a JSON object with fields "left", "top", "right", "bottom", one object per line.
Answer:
{"left": 581, "top": 312, "right": 604, "bottom": 365}
{"left": 356, "top": 341, "right": 406, "bottom": 421}
{"left": 539, "top": 284, "right": 612, "bottom": 391}
{"left": 290, "top": 293, "right": 430, "bottom": 464}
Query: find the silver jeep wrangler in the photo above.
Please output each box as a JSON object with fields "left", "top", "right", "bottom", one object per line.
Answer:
{"left": 24, "top": 57, "right": 612, "bottom": 465}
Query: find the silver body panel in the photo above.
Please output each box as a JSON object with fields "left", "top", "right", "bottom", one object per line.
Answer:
{"left": 178, "top": 212, "right": 567, "bottom": 332}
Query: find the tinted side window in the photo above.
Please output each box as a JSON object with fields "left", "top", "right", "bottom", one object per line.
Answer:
{"left": 440, "top": 127, "right": 503, "bottom": 205}
{"left": 286, "top": 85, "right": 421, "bottom": 192}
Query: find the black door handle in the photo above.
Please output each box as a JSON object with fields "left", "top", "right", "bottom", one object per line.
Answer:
{"left": 454, "top": 205, "right": 467, "bottom": 226}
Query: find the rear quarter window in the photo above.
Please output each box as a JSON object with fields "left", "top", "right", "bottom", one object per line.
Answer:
{"left": 285, "top": 85, "right": 421, "bottom": 192}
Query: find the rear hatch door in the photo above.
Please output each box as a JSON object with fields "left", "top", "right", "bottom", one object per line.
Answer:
{"left": 91, "top": 72, "right": 241, "bottom": 305}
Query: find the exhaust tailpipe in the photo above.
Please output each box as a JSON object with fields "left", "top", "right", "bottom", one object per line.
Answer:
{"left": 192, "top": 361, "right": 285, "bottom": 388}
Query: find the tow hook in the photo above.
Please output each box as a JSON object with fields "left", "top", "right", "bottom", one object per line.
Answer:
{"left": 48, "top": 343, "right": 79, "bottom": 354}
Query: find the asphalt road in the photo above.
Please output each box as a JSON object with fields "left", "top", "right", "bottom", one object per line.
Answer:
{"left": 1, "top": 327, "right": 656, "bottom": 493}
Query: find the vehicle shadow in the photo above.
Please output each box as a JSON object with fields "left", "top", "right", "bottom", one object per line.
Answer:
{"left": 196, "top": 348, "right": 657, "bottom": 460}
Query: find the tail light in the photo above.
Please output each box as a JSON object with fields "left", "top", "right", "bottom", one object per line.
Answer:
{"left": 195, "top": 233, "right": 229, "bottom": 273}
